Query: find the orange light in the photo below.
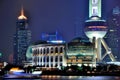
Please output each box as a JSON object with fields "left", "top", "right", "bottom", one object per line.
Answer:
{"left": 18, "top": 7, "right": 27, "bottom": 20}
{"left": 10, "top": 67, "right": 19, "bottom": 71}
{"left": 18, "top": 15, "right": 27, "bottom": 20}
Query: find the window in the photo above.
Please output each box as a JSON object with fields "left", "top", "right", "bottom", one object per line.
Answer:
{"left": 47, "top": 48, "right": 49, "bottom": 54}
{"left": 51, "top": 48, "right": 53, "bottom": 53}
{"left": 55, "top": 56, "right": 58, "bottom": 62}
{"left": 37, "top": 49, "right": 39, "bottom": 54}
{"left": 47, "top": 56, "right": 49, "bottom": 62}
{"left": 51, "top": 56, "right": 53, "bottom": 62}
{"left": 92, "top": 7, "right": 98, "bottom": 16}
{"left": 40, "top": 49, "right": 42, "bottom": 54}
{"left": 60, "top": 56, "right": 62, "bottom": 62}
{"left": 60, "top": 47, "right": 63, "bottom": 53}
{"left": 92, "top": 0, "right": 98, "bottom": 4}
{"left": 43, "top": 48, "right": 46, "bottom": 54}
{"left": 55, "top": 47, "right": 58, "bottom": 53}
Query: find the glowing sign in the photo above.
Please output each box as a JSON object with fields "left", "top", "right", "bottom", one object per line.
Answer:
{"left": 47, "top": 40, "right": 65, "bottom": 44}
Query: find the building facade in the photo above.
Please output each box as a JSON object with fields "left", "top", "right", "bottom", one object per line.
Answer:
{"left": 13, "top": 8, "right": 31, "bottom": 65}
{"left": 31, "top": 41, "right": 66, "bottom": 69}
{"left": 66, "top": 37, "right": 96, "bottom": 67}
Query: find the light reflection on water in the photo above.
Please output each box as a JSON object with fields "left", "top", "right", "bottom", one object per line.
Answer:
{"left": 3, "top": 76, "right": 120, "bottom": 80}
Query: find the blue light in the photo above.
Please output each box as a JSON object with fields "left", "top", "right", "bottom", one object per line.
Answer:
{"left": 47, "top": 40, "right": 65, "bottom": 44}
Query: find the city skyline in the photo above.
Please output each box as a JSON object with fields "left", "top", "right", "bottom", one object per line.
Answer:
{"left": 0, "top": 0, "right": 120, "bottom": 62}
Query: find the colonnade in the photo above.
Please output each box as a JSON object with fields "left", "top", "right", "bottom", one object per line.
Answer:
{"left": 32, "top": 45, "right": 65, "bottom": 68}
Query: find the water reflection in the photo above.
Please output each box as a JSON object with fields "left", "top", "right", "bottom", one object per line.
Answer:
{"left": 41, "top": 76, "right": 120, "bottom": 80}
{"left": 3, "top": 76, "right": 120, "bottom": 80}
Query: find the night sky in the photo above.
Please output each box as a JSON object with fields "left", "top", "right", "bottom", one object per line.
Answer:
{"left": 0, "top": 0, "right": 120, "bottom": 62}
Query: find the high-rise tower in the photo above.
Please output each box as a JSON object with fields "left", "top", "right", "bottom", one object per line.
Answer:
{"left": 85, "top": 0, "right": 116, "bottom": 62}
{"left": 105, "top": 6, "right": 120, "bottom": 61}
{"left": 13, "top": 8, "right": 31, "bottom": 65}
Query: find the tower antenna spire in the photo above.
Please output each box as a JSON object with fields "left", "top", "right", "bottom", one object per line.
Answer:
{"left": 21, "top": 5, "right": 24, "bottom": 16}
{"left": 18, "top": 5, "right": 27, "bottom": 20}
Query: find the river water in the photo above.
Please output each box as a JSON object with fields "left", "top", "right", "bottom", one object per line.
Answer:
{"left": 3, "top": 76, "right": 120, "bottom": 80}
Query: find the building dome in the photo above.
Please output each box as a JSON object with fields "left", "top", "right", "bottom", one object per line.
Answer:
{"left": 68, "top": 37, "right": 92, "bottom": 46}
{"left": 67, "top": 37, "right": 94, "bottom": 64}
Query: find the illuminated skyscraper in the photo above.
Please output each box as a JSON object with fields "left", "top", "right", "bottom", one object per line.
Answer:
{"left": 85, "top": 0, "right": 116, "bottom": 62}
{"left": 13, "top": 8, "right": 31, "bottom": 65}
{"left": 105, "top": 6, "right": 120, "bottom": 61}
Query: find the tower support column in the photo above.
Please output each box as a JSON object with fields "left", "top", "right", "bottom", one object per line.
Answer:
{"left": 95, "top": 38, "right": 102, "bottom": 62}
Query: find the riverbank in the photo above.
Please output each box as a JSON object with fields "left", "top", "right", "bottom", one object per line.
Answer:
{"left": 41, "top": 70, "right": 120, "bottom": 76}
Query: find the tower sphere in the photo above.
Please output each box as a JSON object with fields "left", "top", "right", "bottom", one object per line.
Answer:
{"left": 85, "top": 16, "right": 108, "bottom": 39}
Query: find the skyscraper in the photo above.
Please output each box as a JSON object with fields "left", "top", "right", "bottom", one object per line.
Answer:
{"left": 13, "top": 8, "right": 31, "bottom": 65}
{"left": 105, "top": 6, "right": 120, "bottom": 61}
{"left": 85, "top": 0, "right": 116, "bottom": 62}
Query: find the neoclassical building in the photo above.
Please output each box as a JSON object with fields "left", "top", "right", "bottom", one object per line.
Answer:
{"left": 30, "top": 41, "right": 66, "bottom": 69}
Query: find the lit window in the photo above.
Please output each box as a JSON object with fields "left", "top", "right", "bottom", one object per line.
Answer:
{"left": 92, "top": 0, "right": 98, "bottom": 4}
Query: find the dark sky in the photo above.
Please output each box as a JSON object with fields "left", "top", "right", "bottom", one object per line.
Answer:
{"left": 0, "top": 0, "right": 120, "bottom": 62}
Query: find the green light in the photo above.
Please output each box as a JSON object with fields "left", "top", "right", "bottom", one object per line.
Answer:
{"left": 0, "top": 53, "right": 2, "bottom": 57}
{"left": 89, "top": 0, "right": 101, "bottom": 18}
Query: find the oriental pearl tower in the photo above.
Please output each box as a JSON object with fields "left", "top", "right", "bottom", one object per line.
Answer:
{"left": 85, "top": 0, "right": 116, "bottom": 62}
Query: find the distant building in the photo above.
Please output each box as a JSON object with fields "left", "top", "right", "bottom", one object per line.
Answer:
{"left": 105, "top": 6, "right": 120, "bottom": 61}
{"left": 13, "top": 8, "right": 31, "bottom": 65}
{"left": 41, "top": 31, "right": 64, "bottom": 43}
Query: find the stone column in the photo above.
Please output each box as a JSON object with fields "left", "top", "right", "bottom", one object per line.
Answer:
{"left": 49, "top": 47, "right": 51, "bottom": 68}
{"left": 45, "top": 48, "right": 47, "bottom": 68}
{"left": 57, "top": 47, "right": 60, "bottom": 68}
{"left": 58, "top": 55, "right": 60, "bottom": 68}
{"left": 42, "top": 48, "right": 44, "bottom": 66}
{"left": 53, "top": 47, "right": 55, "bottom": 67}
{"left": 38, "top": 48, "right": 40, "bottom": 65}
{"left": 32, "top": 54, "right": 35, "bottom": 66}
{"left": 32, "top": 49, "right": 35, "bottom": 66}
